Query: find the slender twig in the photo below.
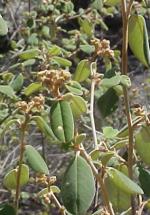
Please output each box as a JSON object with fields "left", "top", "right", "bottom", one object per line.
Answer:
{"left": 15, "top": 116, "right": 29, "bottom": 214}
{"left": 90, "top": 62, "right": 98, "bottom": 149}
{"left": 50, "top": 192, "right": 66, "bottom": 215}
{"left": 121, "top": 0, "right": 135, "bottom": 214}
{"left": 80, "top": 145, "right": 115, "bottom": 215}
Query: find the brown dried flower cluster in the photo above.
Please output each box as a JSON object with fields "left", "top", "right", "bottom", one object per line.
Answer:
{"left": 38, "top": 69, "right": 71, "bottom": 97}
{"left": 91, "top": 38, "right": 114, "bottom": 58}
{"left": 16, "top": 95, "right": 45, "bottom": 113}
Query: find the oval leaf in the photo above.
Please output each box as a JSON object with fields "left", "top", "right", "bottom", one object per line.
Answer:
{"left": 3, "top": 164, "right": 29, "bottom": 190}
{"left": 38, "top": 186, "right": 60, "bottom": 197}
{"left": 107, "top": 167, "right": 143, "bottom": 195}
{"left": 61, "top": 155, "right": 95, "bottom": 215}
{"left": 24, "top": 82, "right": 42, "bottom": 96}
{"left": 105, "top": 166, "right": 131, "bottom": 212}
{"left": 18, "top": 49, "right": 39, "bottom": 60}
{"left": 0, "top": 204, "right": 16, "bottom": 215}
{"left": 73, "top": 59, "right": 90, "bottom": 82}
{"left": 52, "top": 56, "right": 72, "bottom": 67}
{"left": 31, "top": 116, "right": 58, "bottom": 143}
{"left": 70, "top": 95, "right": 87, "bottom": 118}
{"left": 139, "top": 166, "right": 150, "bottom": 197}
{"left": 24, "top": 145, "right": 49, "bottom": 174}
{"left": 128, "top": 15, "right": 150, "bottom": 67}
{"left": 50, "top": 101, "right": 74, "bottom": 143}
{"left": 135, "top": 125, "right": 150, "bottom": 165}
{"left": 0, "top": 15, "right": 8, "bottom": 36}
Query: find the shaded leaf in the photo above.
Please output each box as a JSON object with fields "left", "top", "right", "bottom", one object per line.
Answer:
{"left": 139, "top": 166, "right": 150, "bottom": 197}
{"left": 129, "top": 15, "right": 150, "bottom": 67}
{"left": 103, "top": 126, "right": 119, "bottom": 139}
{"left": 135, "top": 125, "right": 150, "bottom": 165}
{"left": 31, "top": 116, "right": 58, "bottom": 143}
{"left": 0, "top": 204, "right": 16, "bottom": 215}
{"left": 61, "top": 155, "right": 95, "bottom": 215}
{"left": 97, "top": 88, "right": 119, "bottom": 117}
{"left": 24, "top": 145, "right": 49, "bottom": 175}
{"left": 107, "top": 167, "right": 143, "bottom": 195}
{"left": 0, "top": 85, "right": 16, "bottom": 98}
{"left": 10, "top": 74, "right": 24, "bottom": 92}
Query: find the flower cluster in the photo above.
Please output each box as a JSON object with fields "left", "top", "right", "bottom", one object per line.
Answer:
{"left": 16, "top": 95, "right": 45, "bottom": 113}
{"left": 38, "top": 69, "right": 71, "bottom": 97}
{"left": 91, "top": 38, "right": 114, "bottom": 58}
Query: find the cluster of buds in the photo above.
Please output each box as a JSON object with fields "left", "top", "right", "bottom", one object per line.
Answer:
{"left": 43, "top": 192, "right": 52, "bottom": 204}
{"left": 36, "top": 174, "right": 56, "bottom": 186}
{"left": 132, "top": 104, "right": 145, "bottom": 117}
{"left": 38, "top": 69, "right": 71, "bottom": 97}
{"left": 91, "top": 38, "right": 114, "bottom": 58}
{"left": 16, "top": 95, "right": 45, "bottom": 114}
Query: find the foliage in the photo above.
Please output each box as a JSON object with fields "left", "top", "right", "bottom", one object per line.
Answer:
{"left": 0, "top": 0, "right": 150, "bottom": 215}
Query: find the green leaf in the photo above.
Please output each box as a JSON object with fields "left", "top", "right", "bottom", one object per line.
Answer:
{"left": 103, "top": 126, "right": 119, "bottom": 139}
{"left": 24, "top": 82, "right": 42, "bottom": 96}
{"left": 80, "top": 45, "right": 95, "bottom": 54}
{"left": 70, "top": 95, "right": 87, "bottom": 118}
{"left": 10, "top": 74, "right": 24, "bottom": 92}
{"left": 139, "top": 166, "right": 150, "bottom": 197}
{"left": 31, "top": 116, "right": 58, "bottom": 143}
{"left": 65, "top": 81, "right": 83, "bottom": 95}
{"left": 73, "top": 59, "right": 90, "bottom": 82}
{"left": 0, "top": 204, "right": 16, "bottom": 215}
{"left": 101, "top": 75, "right": 120, "bottom": 88}
{"left": 3, "top": 164, "right": 29, "bottom": 190}
{"left": 97, "top": 88, "right": 119, "bottom": 117}
{"left": 0, "top": 85, "right": 16, "bottom": 99}
{"left": 90, "top": 150, "right": 114, "bottom": 166}
{"left": 50, "top": 101, "right": 74, "bottom": 143}
{"left": 79, "top": 18, "right": 93, "bottom": 37}
{"left": 48, "top": 45, "right": 62, "bottom": 56}
{"left": 52, "top": 56, "right": 72, "bottom": 67}
{"left": 0, "top": 15, "right": 8, "bottom": 36}
{"left": 104, "top": 0, "right": 120, "bottom": 6}
{"left": 41, "top": 25, "right": 50, "bottom": 38}
{"left": 61, "top": 155, "right": 95, "bottom": 215}
{"left": 91, "top": 0, "right": 103, "bottom": 11}
{"left": 105, "top": 165, "right": 131, "bottom": 212}
{"left": 135, "top": 125, "right": 150, "bottom": 165}
{"left": 24, "top": 145, "right": 49, "bottom": 174}
{"left": 107, "top": 167, "right": 143, "bottom": 195}
{"left": 18, "top": 49, "right": 39, "bottom": 60}
{"left": 22, "top": 59, "right": 36, "bottom": 67}
{"left": 38, "top": 186, "right": 60, "bottom": 197}
{"left": 128, "top": 15, "right": 150, "bottom": 67}
{"left": 120, "top": 75, "right": 131, "bottom": 88}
